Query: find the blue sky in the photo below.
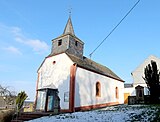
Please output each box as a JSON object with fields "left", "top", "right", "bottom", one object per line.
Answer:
{"left": 0, "top": 0, "right": 160, "bottom": 100}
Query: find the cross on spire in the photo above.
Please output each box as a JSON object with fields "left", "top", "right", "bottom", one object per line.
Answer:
{"left": 68, "top": 7, "right": 72, "bottom": 18}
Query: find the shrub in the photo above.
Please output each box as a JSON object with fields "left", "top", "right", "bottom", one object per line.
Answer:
{"left": 0, "top": 109, "right": 14, "bottom": 122}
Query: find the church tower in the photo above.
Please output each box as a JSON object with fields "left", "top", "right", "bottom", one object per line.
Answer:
{"left": 51, "top": 17, "right": 84, "bottom": 59}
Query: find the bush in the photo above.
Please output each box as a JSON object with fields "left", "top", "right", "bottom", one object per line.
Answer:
{"left": 0, "top": 109, "right": 14, "bottom": 122}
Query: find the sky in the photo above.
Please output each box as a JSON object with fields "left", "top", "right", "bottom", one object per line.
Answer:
{"left": 0, "top": 0, "right": 160, "bottom": 101}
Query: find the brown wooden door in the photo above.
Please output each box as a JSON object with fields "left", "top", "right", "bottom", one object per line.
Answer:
{"left": 124, "top": 93, "right": 130, "bottom": 104}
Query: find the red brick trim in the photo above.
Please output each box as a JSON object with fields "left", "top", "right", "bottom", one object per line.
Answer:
{"left": 69, "top": 64, "right": 77, "bottom": 112}
{"left": 60, "top": 109, "right": 72, "bottom": 113}
{"left": 34, "top": 72, "right": 40, "bottom": 109}
{"left": 60, "top": 102, "right": 119, "bottom": 113}
{"left": 75, "top": 102, "right": 119, "bottom": 112}
{"left": 96, "top": 81, "right": 101, "bottom": 97}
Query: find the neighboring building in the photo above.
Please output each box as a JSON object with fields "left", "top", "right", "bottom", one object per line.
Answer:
{"left": 23, "top": 101, "right": 34, "bottom": 112}
{"left": 124, "top": 83, "right": 134, "bottom": 104}
{"left": 0, "top": 96, "right": 16, "bottom": 109}
{"left": 0, "top": 96, "right": 7, "bottom": 109}
{"left": 35, "top": 17, "right": 124, "bottom": 113}
{"left": 124, "top": 55, "right": 160, "bottom": 104}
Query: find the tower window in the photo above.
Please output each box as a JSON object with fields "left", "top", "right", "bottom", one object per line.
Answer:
{"left": 96, "top": 82, "right": 101, "bottom": 97}
{"left": 58, "top": 39, "right": 62, "bottom": 46}
{"left": 75, "top": 41, "right": 78, "bottom": 46}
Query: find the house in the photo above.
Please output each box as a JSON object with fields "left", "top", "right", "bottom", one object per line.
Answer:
{"left": 23, "top": 101, "right": 34, "bottom": 112}
{"left": 35, "top": 17, "right": 124, "bottom": 113}
{"left": 0, "top": 96, "right": 16, "bottom": 109}
{"left": 124, "top": 55, "right": 160, "bottom": 104}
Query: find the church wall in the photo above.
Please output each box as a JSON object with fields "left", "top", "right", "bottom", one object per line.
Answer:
{"left": 74, "top": 67, "right": 124, "bottom": 108}
{"left": 37, "top": 53, "right": 73, "bottom": 110}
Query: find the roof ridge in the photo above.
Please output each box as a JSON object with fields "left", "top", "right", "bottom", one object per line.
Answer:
{"left": 66, "top": 53, "right": 123, "bottom": 82}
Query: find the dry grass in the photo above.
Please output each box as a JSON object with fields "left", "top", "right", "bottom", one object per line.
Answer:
{"left": 0, "top": 109, "right": 15, "bottom": 122}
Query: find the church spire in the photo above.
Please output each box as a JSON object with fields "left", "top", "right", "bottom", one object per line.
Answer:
{"left": 63, "top": 16, "right": 75, "bottom": 35}
{"left": 51, "top": 17, "right": 84, "bottom": 58}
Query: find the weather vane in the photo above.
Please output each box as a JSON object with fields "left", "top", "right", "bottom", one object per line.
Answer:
{"left": 68, "top": 6, "right": 72, "bottom": 18}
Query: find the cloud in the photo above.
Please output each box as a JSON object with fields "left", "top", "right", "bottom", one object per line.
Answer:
{"left": 0, "top": 24, "right": 49, "bottom": 54}
{"left": 16, "top": 38, "right": 49, "bottom": 53}
{"left": 3, "top": 46, "right": 22, "bottom": 55}
{"left": 11, "top": 27, "right": 49, "bottom": 54}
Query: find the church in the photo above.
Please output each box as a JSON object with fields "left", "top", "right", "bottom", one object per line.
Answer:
{"left": 35, "top": 17, "right": 124, "bottom": 113}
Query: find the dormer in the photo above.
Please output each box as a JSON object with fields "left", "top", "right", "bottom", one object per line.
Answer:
{"left": 51, "top": 17, "right": 84, "bottom": 59}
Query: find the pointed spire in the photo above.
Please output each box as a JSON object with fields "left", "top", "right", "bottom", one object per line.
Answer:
{"left": 63, "top": 17, "right": 75, "bottom": 35}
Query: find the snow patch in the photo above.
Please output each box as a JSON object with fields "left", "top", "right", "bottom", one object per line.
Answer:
{"left": 27, "top": 105, "right": 158, "bottom": 122}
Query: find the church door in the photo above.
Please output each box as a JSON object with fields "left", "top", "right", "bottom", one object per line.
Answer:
{"left": 36, "top": 88, "right": 60, "bottom": 112}
{"left": 47, "top": 95, "right": 54, "bottom": 111}
{"left": 46, "top": 89, "right": 60, "bottom": 112}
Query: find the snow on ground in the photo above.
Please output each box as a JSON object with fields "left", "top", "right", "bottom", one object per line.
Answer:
{"left": 27, "top": 105, "right": 158, "bottom": 122}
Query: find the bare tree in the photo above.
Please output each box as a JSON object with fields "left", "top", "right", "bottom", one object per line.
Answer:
{"left": 0, "top": 84, "right": 17, "bottom": 108}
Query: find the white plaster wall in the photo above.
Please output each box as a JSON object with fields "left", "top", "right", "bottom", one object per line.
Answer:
{"left": 133, "top": 84, "right": 149, "bottom": 96}
{"left": 130, "top": 55, "right": 160, "bottom": 96}
{"left": 132, "top": 55, "right": 160, "bottom": 85}
{"left": 75, "top": 67, "right": 124, "bottom": 108}
{"left": 124, "top": 87, "right": 135, "bottom": 96}
{"left": 38, "top": 53, "right": 73, "bottom": 109}
{"left": 124, "top": 84, "right": 149, "bottom": 96}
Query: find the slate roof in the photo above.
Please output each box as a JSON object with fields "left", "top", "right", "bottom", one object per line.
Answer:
{"left": 66, "top": 53, "right": 124, "bottom": 82}
{"left": 52, "top": 33, "right": 84, "bottom": 44}
{"left": 51, "top": 17, "right": 84, "bottom": 44}
{"left": 124, "top": 83, "right": 133, "bottom": 88}
{"left": 63, "top": 17, "right": 75, "bottom": 35}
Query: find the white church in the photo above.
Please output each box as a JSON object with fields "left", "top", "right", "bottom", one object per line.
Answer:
{"left": 35, "top": 17, "right": 124, "bottom": 113}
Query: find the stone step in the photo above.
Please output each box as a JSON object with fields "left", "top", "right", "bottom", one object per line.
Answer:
{"left": 12, "top": 112, "right": 56, "bottom": 122}
{"left": 11, "top": 120, "right": 23, "bottom": 122}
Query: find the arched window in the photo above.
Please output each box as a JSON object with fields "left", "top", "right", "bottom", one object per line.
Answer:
{"left": 96, "top": 82, "right": 101, "bottom": 97}
{"left": 115, "top": 87, "right": 119, "bottom": 99}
